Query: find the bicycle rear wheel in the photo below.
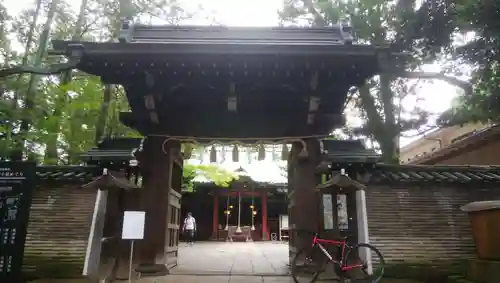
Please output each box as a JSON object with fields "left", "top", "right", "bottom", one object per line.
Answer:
{"left": 291, "top": 247, "right": 326, "bottom": 283}
{"left": 343, "top": 243, "right": 385, "bottom": 283}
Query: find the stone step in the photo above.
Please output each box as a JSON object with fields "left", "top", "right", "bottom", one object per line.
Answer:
{"left": 447, "top": 275, "right": 478, "bottom": 283}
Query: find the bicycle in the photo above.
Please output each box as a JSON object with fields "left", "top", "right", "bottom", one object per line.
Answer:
{"left": 291, "top": 230, "right": 385, "bottom": 283}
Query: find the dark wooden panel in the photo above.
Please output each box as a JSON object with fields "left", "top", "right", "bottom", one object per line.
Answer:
{"left": 22, "top": 187, "right": 96, "bottom": 276}
{"left": 366, "top": 186, "right": 500, "bottom": 264}
{"left": 166, "top": 189, "right": 181, "bottom": 270}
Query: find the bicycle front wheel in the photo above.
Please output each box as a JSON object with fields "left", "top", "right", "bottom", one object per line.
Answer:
{"left": 343, "top": 243, "right": 385, "bottom": 283}
{"left": 291, "top": 247, "right": 326, "bottom": 283}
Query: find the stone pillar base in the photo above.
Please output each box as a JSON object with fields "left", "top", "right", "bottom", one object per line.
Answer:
{"left": 210, "top": 231, "right": 218, "bottom": 240}
{"left": 135, "top": 263, "right": 169, "bottom": 277}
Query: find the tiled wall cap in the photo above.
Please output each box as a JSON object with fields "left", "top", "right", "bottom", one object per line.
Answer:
{"left": 460, "top": 200, "right": 500, "bottom": 212}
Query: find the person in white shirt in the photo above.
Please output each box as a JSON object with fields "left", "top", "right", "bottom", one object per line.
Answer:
{"left": 183, "top": 212, "right": 196, "bottom": 245}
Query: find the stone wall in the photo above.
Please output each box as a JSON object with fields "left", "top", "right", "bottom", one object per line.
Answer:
{"left": 366, "top": 185, "right": 500, "bottom": 264}
{"left": 22, "top": 187, "right": 96, "bottom": 278}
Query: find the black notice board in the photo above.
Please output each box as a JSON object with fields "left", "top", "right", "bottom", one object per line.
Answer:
{"left": 0, "top": 162, "right": 36, "bottom": 282}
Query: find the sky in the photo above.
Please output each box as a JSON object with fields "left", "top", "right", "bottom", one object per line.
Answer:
{"left": 3, "top": 0, "right": 465, "bottom": 179}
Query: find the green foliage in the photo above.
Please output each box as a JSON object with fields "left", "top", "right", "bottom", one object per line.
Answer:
{"left": 279, "top": 0, "right": 434, "bottom": 163}
{"left": 0, "top": 0, "right": 162, "bottom": 163}
{"left": 434, "top": 1, "right": 500, "bottom": 126}
{"left": 183, "top": 164, "right": 238, "bottom": 192}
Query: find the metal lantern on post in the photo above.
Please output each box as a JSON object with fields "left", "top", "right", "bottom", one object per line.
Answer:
{"left": 250, "top": 196, "right": 255, "bottom": 231}
{"left": 225, "top": 195, "right": 231, "bottom": 230}
{"left": 236, "top": 191, "right": 242, "bottom": 233}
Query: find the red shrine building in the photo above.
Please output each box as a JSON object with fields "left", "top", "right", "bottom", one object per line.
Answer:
{"left": 182, "top": 170, "right": 288, "bottom": 242}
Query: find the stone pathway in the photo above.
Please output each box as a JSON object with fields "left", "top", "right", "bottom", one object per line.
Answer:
{"left": 31, "top": 277, "right": 423, "bottom": 283}
{"left": 30, "top": 242, "right": 422, "bottom": 283}
{"left": 171, "top": 242, "right": 290, "bottom": 276}
{"left": 139, "top": 275, "right": 423, "bottom": 283}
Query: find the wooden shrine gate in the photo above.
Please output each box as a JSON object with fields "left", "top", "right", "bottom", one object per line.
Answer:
{"left": 43, "top": 22, "right": 399, "bottom": 278}
{"left": 166, "top": 189, "right": 181, "bottom": 269}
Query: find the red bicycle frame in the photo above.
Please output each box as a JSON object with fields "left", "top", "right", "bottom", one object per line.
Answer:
{"left": 311, "top": 234, "right": 364, "bottom": 272}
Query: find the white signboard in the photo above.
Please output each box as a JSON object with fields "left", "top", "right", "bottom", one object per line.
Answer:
{"left": 121, "top": 211, "right": 146, "bottom": 240}
{"left": 337, "top": 194, "right": 348, "bottom": 230}
{"left": 279, "top": 214, "right": 289, "bottom": 230}
{"left": 322, "top": 194, "right": 334, "bottom": 230}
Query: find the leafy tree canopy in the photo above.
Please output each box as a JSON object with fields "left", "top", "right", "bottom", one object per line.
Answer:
{"left": 429, "top": 1, "right": 500, "bottom": 126}
{"left": 183, "top": 164, "right": 239, "bottom": 192}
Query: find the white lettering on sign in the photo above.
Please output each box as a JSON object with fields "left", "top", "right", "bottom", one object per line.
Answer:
{"left": 322, "top": 194, "right": 334, "bottom": 230}
{"left": 2, "top": 228, "right": 9, "bottom": 244}
{"left": 0, "top": 187, "right": 13, "bottom": 193}
{"left": 337, "top": 194, "right": 348, "bottom": 230}
{"left": 0, "top": 172, "right": 24, "bottom": 177}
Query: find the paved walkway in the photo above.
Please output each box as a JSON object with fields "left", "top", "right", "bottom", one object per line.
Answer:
{"left": 171, "top": 242, "right": 290, "bottom": 275}
{"left": 30, "top": 242, "right": 422, "bottom": 283}
{"left": 139, "top": 276, "right": 422, "bottom": 283}
{"left": 32, "top": 277, "right": 422, "bottom": 283}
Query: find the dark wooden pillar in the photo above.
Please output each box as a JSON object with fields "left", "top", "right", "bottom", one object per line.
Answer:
{"left": 261, "top": 189, "right": 269, "bottom": 240}
{"left": 290, "top": 140, "right": 320, "bottom": 257}
{"left": 135, "top": 136, "right": 177, "bottom": 275}
{"left": 212, "top": 194, "right": 219, "bottom": 240}
{"left": 288, "top": 142, "right": 300, "bottom": 263}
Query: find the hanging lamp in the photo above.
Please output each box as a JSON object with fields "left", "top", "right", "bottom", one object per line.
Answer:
{"left": 258, "top": 144, "right": 265, "bottom": 161}
{"left": 232, "top": 144, "right": 239, "bottom": 162}
{"left": 298, "top": 140, "right": 308, "bottom": 158}
{"left": 281, "top": 143, "right": 289, "bottom": 161}
{"left": 183, "top": 143, "right": 193, "bottom": 159}
{"left": 210, "top": 145, "right": 217, "bottom": 163}
{"left": 220, "top": 145, "right": 226, "bottom": 162}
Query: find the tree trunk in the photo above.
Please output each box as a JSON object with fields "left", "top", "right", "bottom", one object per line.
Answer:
{"left": 94, "top": 84, "right": 113, "bottom": 145}
{"left": 9, "top": 0, "right": 43, "bottom": 160}
{"left": 15, "top": 0, "right": 59, "bottom": 161}
{"left": 378, "top": 74, "right": 400, "bottom": 164}
{"left": 44, "top": 0, "right": 87, "bottom": 164}
{"left": 105, "top": 1, "right": 135, "bottom": 278}
{"left": 94, "top": 0, "right": 135, "bottom": 145}
{"left": 358, "top": 81, "right": 400, "bottom": 164}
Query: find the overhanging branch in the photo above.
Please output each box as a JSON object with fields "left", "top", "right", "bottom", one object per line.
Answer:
{"left": 0, "top": 60, "right": 80, "bottom": 79}
{"left": 0, "top": 43, "right": 84, "bottom": 79}
{"left": 394, "top": 71, "right": 473, "bottom": 94}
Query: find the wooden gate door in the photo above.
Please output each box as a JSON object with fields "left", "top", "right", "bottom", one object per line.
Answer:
{"left": 166, "top": 189, "right": 181, "bottom": 269}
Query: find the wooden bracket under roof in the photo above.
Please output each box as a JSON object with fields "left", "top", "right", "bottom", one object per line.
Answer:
{"left": 316, "top": 172, "right": 366, "bottom": 191}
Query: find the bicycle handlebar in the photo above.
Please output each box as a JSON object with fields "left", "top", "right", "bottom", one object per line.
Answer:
{"left": 293, "top": 229, "right": 349, "bottom": 241}
{"left": 294, "top": 229, "right": 319, "bottom": 237}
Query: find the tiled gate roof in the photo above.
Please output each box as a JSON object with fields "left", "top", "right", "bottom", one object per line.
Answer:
{"left": 369, "top": 164, "right": 500, "bottom": 185}
{"left": 34, "top": 163, "right": 500, "bottom": 187}
{"left": 36, "top": 165, "right": 98, "bottom": 185}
